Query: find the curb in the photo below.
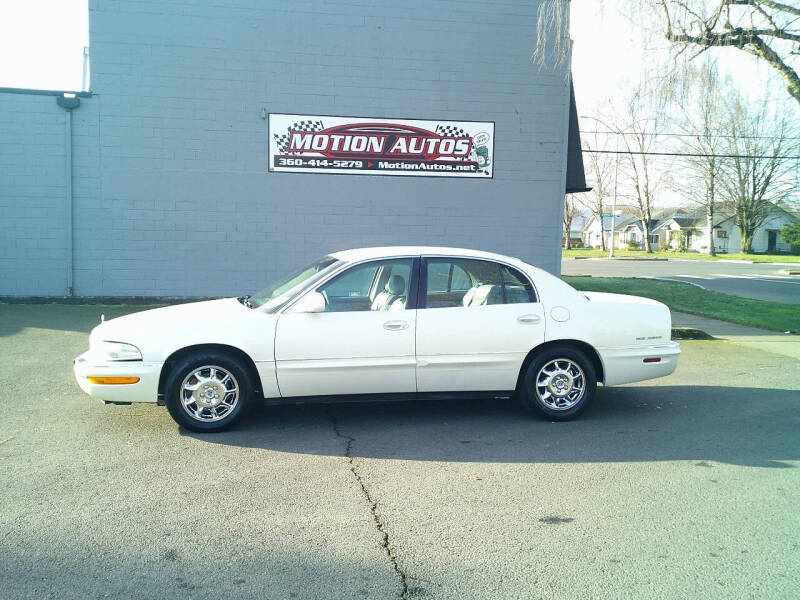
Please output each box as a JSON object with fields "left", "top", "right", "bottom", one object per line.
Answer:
{"left": 615, "top": 257, "right": 668, "bottom": 261}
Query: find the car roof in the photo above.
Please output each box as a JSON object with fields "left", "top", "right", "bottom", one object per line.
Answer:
{"left": 329, "top": 246, "right": 525, "bottom": 264}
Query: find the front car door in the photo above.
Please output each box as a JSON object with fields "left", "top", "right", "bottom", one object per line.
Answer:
{"left": 274, "top": 257, "right": 419, "bottom": 398}
{"left": 415, "top": 256, "right": 545, "bottom": 392}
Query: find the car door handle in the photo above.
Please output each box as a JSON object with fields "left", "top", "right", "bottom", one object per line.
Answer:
{"left": 383, "top": 320, "right": 409, "bottom": 331}
{"left": 517, "top": 314, "right": 541, "bottom": 324}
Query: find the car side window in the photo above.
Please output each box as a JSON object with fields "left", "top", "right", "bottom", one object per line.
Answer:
{"left": 318, "top": 259, "right": 413, "bottom": 312}
{"left": 500, "top": 265, "right": 537, "bottom": 303}
{"left": 424, "top": 258, "right": 501, "bottom": 308}
{"left": 423, "top": 258, "right": 535, "bottom": 308}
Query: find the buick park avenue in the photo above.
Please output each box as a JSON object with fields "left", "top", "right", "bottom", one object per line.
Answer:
{"left": 74, "top": 247, "right": 680, "bottom": 431}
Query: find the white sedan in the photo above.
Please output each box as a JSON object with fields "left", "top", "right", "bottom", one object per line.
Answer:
{"left": 74, "top": 247, "right": 680, "bottom": 431}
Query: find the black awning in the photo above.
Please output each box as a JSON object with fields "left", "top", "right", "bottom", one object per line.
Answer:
{"left": 565, "top": 80, "right": 591, "bottom": 194}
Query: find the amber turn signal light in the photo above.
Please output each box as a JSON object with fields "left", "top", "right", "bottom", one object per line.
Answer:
{"left": 86, "top": 376, "right": 140, "bottom": 384}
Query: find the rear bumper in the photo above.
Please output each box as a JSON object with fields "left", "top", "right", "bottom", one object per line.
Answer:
{"left": 599, "top": 342, "right": 680, "bottom": 386}
{"left": 73, "top": 351, "right": 162, "bottom": 403}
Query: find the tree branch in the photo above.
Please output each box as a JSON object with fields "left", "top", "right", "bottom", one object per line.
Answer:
{"left": 726, "top": 0, "right": 800, "bottom": 19}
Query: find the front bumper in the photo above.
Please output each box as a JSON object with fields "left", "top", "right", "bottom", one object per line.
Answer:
{"left": 73, "top": 351, "right": 162, "bottom": 403}
{"left": 599, "top": 342, "right": 681, "bottom": 386}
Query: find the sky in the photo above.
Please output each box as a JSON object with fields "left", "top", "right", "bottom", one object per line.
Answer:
{"left": 0, "top": 0, "right": 88, "bottom": 91}
{"left": 570, "top": 1, "right": 791, "bottom": 125}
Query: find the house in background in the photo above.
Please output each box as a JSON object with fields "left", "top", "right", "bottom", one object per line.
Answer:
{"left": 582, "top": 203, "right": 797, "bottom": 254}
{"left": 581, "top": 213, "right": 637, "bottom": 249}
{"left": 647, "top": 204, "right": 796, "bottom": 253}
{"left": 564, "top": 212, "right": 590, "bottom": 247}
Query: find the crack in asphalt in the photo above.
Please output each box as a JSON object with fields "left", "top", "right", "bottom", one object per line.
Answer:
{"left": 329, "top": 410, "right": 410, "bottom": 600}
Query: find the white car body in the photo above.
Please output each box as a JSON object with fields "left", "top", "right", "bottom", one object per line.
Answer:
{"left": 74, "top": 247, "right": 680, "bottom": 408}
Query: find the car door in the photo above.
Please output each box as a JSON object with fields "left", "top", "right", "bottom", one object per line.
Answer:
{"left": 415, "top": 256, "right": 545, "bottom": 392}
{"left": 274, "top": 257, "right": 419, "bottom": 398}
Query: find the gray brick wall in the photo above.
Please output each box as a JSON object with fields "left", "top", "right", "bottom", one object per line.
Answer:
{"left": 2, "top": 0, "right": 569, "bottom": 296}
{"left": 0, "top": 94, "right": 70, "bottom": 295}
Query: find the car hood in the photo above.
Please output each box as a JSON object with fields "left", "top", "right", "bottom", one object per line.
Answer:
{"left": 89, "top": 298, "right": 275, "bottom": 361}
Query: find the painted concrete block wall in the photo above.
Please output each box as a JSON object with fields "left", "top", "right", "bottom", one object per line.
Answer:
{"left": 84, "top": 0, "right": 569, "bottom": 296}
{"left": 2, "top": 0, "right": 569, "bottom": 297}
{"left": 0, "top": 93, "right": 101, "bottom": 296}
{"left": 0, "top": 94, "right": 69, "bottom": 295}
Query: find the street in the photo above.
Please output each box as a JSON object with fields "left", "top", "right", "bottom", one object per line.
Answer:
{"left": 1, "top": 303, "right": 799, "bottom": 599}
{"left": 562, "top": 258, "right": 800, "bottom": 304}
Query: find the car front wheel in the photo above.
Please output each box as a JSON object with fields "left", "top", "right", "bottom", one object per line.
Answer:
{"left": 164, "top": 353, "right": 253, "bottom": 432}
{"left": 520, "top": 345, "right": 597, "bottom": 421}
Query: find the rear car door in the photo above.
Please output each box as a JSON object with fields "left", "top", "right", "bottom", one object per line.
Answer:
{"left": 274, "top": 257, "right": 419, "bottom": 397}
{"left": 415, "top": 256, "right": 545, "bottom": 392}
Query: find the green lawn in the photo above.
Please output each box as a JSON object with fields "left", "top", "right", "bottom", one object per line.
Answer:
{"left": 562, "top": 248, "right": 800, "bottom": 263}
{"left": 563, "top": 276, "right": 800, "bottom": 333}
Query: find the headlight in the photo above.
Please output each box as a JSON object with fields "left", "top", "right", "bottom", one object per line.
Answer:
{"left": 93, "top": 341, "right": 142, "bottom": 361}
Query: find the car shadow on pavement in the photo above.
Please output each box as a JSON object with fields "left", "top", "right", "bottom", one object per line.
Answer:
{"left": 184, "top": 384, "right": 800, "bottom": 469}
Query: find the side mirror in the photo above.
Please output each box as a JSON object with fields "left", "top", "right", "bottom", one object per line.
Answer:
{"left": 290, "top": 291, "right": 326, "bottom": 314}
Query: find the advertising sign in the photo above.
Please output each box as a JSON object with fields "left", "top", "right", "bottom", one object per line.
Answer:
{"left": 269, "top": 113, "right": 494, "bottom": 178}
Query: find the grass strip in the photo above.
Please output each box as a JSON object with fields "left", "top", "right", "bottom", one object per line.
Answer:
{"left": 563, "top": 276, "right": 800, "bottom": 333}
{"left": 562, "top": 248, "right": 800, "bottom": 263}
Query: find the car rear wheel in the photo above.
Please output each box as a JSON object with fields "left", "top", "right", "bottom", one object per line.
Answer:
{"left": 520, "top": 345, "right": 597, "bottom": 421}
{"left": 164, "top": 353, "right": 253, "bottom": 432}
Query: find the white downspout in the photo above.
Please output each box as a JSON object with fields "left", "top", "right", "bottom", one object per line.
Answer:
{"left": 65, "top": 108, "right": 73, "bottom": 296}
{"left": 57, "top": 94, "right": 81, "bottom": 296}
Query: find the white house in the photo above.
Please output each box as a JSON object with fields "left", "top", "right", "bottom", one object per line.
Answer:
{"left": 581, "top": 213, "right": 638, "bottom": 249}
{"left": 583, "top": 204, "right": 797, "bottom": 254}
{"left": 564, "top": 213, "right": 590, "bottom": 247}
{"left": 647, "top": 204, "right": 797, "bottom": 254}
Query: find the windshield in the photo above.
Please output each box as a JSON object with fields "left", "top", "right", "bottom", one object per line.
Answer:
{"left": 249, "top": 256, "right": 341, "bottom": 312}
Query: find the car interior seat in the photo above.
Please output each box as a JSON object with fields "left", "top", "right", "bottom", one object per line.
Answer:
{"left": 371, "top": 274, "right": 406, "bottom": 311}
{"left": 462, "top": 284, "right": 500, "bottom": 306}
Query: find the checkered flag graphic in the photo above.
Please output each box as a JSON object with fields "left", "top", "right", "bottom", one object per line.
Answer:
{"left": 274, "top": 119, "right": 325, "bottom": 153}
{"left": 435, "top": 125, "right": 469, "bottom": 138}
{"left": 437, "top": 124, "right": 490, "bottom": 175}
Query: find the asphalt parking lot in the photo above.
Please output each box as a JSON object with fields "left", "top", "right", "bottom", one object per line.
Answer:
{"left": 2, "top": 303, "right": 799, "bottom": 599}
{"left": 562, "top": 258, "right": 800, "bottom": 304}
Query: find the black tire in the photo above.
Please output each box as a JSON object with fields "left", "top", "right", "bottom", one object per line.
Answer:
{"left": 164, "top": 352, "right": 253, "bottom": 432}
{"left": 520, "top": 345, "right": 597, "bottom": 421}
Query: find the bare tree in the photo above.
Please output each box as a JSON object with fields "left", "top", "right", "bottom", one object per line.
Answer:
{"left": 672, "top": 60, "right": 727, "bottom": 255}
{"left": 720, "top": 95, "right": 798, "bottom": 252}
{"left": 563, "top": 194, "right": 579, "bottom": 249}
{"left": 580, "top": 134, "right": 615, "bottom": 251}
{"left": 657, "top": 1, "right": 800, "bottom": 107}
{"left": 617, "top": 93, "right": 665, "bottom": 253}
{"left": 532, "top": 0, "right": 571, "bottom": 70}
{"left": 535, "top": 1, "right": 800, "bottom": 106}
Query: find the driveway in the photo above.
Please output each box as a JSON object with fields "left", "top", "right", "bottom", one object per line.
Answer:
{"left": 562, "top": 258, "right": 800, "bottom": 303}
{"left": 2, "top": 303, "right": 799, "bottom": 599}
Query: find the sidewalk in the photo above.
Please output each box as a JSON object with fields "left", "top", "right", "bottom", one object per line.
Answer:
{"left": 672, "top": 311, "right": 800, "bottom": 361}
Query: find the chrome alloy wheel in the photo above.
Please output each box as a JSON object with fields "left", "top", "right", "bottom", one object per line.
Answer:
{"left": 180, "top": 366, "right": 239, "bottom": 422}
{"left": 535, "top": 358, "right": 586, "bottom": 410}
